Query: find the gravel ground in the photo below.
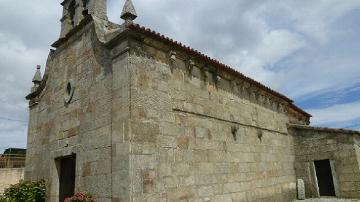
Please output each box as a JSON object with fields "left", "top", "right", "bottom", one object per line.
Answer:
{"left": 294, "top": 199, "right": 360, "bottom": 202}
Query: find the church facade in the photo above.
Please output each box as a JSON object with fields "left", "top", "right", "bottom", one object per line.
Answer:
{"left": 25, "top": 0, "right": 360, "bottom": 201}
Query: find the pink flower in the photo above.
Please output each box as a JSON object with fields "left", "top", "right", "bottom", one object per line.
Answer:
{"left": 64, "top": 192, "right": 95, "bottom": 202}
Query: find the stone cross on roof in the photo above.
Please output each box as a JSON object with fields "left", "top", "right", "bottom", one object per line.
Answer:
{"left": 121, "top": 0, "right": 138, "bottom": 22}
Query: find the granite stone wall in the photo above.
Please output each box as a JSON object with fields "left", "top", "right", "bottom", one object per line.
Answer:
{"left": 290, "top": 126, "right": 360, "bottom": 199}
{"left": 123, "top": 38, "right": 298, "bottom": 202}
{"left": 25, "top": 22, "right": 114, "bottom": 201}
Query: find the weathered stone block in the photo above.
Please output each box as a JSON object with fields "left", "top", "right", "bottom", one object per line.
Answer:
{"left": 297, "top": 179, "right": 305, "bottom": 200}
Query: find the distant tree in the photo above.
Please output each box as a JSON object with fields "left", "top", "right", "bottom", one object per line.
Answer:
{"left": 3, "top": 148, "right": 26, "bottom": 156}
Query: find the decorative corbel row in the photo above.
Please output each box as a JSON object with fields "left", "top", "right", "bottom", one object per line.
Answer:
{"left": 228, "top": 80, "right": 289, "bottom": 114}
{"left": 168, "top": 53, "right": 289, "bottom": 114}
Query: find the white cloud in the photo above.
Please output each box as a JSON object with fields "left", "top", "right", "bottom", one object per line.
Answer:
{"left": 0, "top": 0, "right": 62, "bottom": 152}
{"left": 253, "top": 29, "right": 305, "bottom": 66}
{"left": 266, "top": 0, "right": 360, "bottom": 43}
{"left": 223, "top": 29, "right": 306, "bottom": 87}
{"left": 0, "top": 120, "right": 27, "bottom": 153}
{"left": 0, "top": 32, "right": 46, "bottom": 118}
{"left": 309, "top": 101, "right": 360, "bottom": 125}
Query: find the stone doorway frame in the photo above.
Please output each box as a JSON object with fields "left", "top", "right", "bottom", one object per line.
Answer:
{"left": 310, "top": 159, "right": 339, "bottom": 198}
{"left": 50, "top": 152, "right": 77, "bottom": 202}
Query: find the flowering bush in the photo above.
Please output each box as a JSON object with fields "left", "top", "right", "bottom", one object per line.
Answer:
{"left": 64, "top": 192, "right": 95, "bottom": 202}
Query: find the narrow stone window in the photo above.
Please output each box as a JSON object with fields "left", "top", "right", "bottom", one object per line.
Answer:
{"left": 64, "top": 80, "right": 75, "bottom": 104}
{"left": 231, "top": 126, "right": 238, "bottom": 141}
{"left": 66, "top": 82, "right": 72, "bottom": 95}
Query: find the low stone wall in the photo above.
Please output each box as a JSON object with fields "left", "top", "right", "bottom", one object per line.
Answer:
{"left": 290, "top": 125, "right": 360, "bottom": 199}
{"left": 0, "top": 168, "right": 24, "bottom": 194}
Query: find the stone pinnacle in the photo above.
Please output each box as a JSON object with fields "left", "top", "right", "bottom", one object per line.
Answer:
{"left": 32, "top": 65, "right": 42, "bottom": 84}
{"left": 121, "top": 0, "right": 138, "bottom": 22}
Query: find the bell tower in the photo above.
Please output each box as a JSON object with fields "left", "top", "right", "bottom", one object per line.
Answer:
{"left": 59, "top": 0, "right": 107, "bottom": 38}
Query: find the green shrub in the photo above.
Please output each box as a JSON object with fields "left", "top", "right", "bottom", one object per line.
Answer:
{"left": 0, "top": 180, "right": 46, "bottom": 202}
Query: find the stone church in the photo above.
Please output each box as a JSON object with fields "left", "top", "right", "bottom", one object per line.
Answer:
{"left": 25, "top": 0, "right": 360, "bottom": 201}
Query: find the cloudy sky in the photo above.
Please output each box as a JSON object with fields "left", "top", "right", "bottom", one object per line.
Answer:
{"left": 0, "top": 0, "right": 359, "bottom": 152}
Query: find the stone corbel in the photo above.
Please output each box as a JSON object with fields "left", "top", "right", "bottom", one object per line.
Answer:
{"left": 272, "top": 101, "right": 279, "bottom": 111}
{"left": 258, "top": 93, "right": 265, "bottom": 106}
{"left": 212, "top": 68, "right": 218, "bottom": 87}
{"left": 278, "top": 103, "right": 285, "bottom": 113}
{"left": 281, "top": 104, "right": 289, "bottom": 114}
{"left": 268, "top": 98, "right": 275, "bottom": 110}
{"left": 242, "top": 82, "right": 250, "bottom": 100}
{"left": 186, "top": 58, "right": 195, "bottom": 76}
{"left": 283, "top": 105, "right": 289, "bottom": 113}
{"left": 250, "top": 89, "right": 257, "bottom": 102}
{"left": 169, "top": 51, "right": 177, "bottom": 73}
{"left": 254, "top": 91, "right": 261, "bottom": 104}
{"left": 215, "top": 75, "right": 222, "bottom": 86}
{"left": 265, "top": 97, "right": 271, "bottom": 108}
{"left": 232, "top": 81, "right": 239, "bottom": 93}
{"left": 237, "top": 81, "right": 245, "bottom": 98}
{"left": 199, "top": 66, "right": 208, "bottom": 83}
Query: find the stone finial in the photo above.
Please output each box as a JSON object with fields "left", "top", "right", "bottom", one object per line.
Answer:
{"left": 32, "top": 65, "right": 42, "bottom": 84}
{"left": 121, "top": 0, "right": 138, "bottom": 22}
